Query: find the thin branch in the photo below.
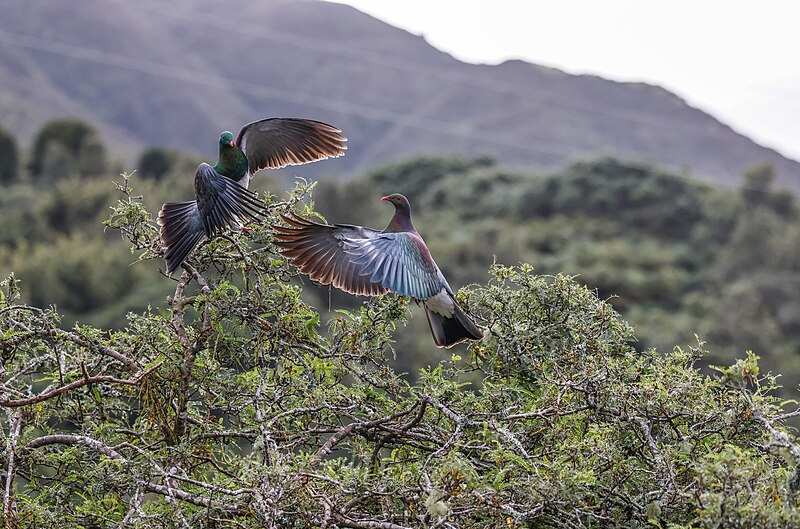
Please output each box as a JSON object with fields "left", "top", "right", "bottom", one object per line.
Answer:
{"left": 171, "top": 270, "right": 192, "bottom": 350}
{"left": 173, "top": 263, "right": 212, "bottom": 442}
{"left": 0, "top": 362, "right": 161, "bottom": 408}
{"left": 310, "top": 424, "right": 356, "bottom": 467}
{"left": 296, "top": 472, "right": 350, "bottom": 492}
{"left": 189, "top": 430, "right": 257, "bottom": 443}
{"left": 57, "top": 328, "right": 141, "bottom": 374}
{"left": 164, "top": 472, "right": 251, "bottom": 497}
{"left": 331, "top": 513, "right": 412, "bottom": 529}
{"left": 310, "top": 401, "right": 424, "bottom": 467}
{"left": 22, "top": 434, "right": 247, "bottom": 514}
{"left": 25, "top": 434, "right": 124, "bottom": 459}
{"left": 634, "top": 416, "right": 677, "bottom": 494}
{"left": 115, "top": 485, "right": 144, "bottom": 528}
{"left": 143, "top": 482, "right": 245, "bottom": 514}
{"left": 743, "top": 389, "right": 800, "bottom": 462}
{"left": 777, "top": 407, "right": 800, "bottom": 422}
{"left": 503, "top": 405, "right": 591, "bottom": 420}
{"left": 0, "top": 305, "right": 140, "bottom": 373}
{"left": 3, "top": 412, "right": 22, "bottom": 528}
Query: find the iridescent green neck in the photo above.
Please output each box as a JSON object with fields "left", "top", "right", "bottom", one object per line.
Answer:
{"left": 214, "top": 145, "right": 248, "bottom": 181}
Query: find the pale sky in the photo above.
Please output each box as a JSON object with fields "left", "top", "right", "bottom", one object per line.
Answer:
{"left": 328, "top": 1, "right": 800, "bottom": 160}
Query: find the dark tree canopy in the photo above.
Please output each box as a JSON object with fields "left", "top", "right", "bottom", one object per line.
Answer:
{"left": 1, "top": 175, "right": 800, "bottom": 528}
{"left": 137, "top": 147, "right": 177, "bottom": 181}
{"left": 29, "top": 118, "right": 107, "bottom": 179}
{"left": 0, "top": 127, "right": 19, "bottom": 184}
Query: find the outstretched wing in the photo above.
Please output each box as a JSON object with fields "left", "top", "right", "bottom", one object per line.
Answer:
{"left": 236, "top": 118, "right": 347, "bottom": 174}
{"left": 194, "top": 163, "right": 265, "bottom": 237}
{"left": 342, "top": 233, "right": 443, "bottom": 300}
{"left": 272, "top": 214, "right": 386, "bottom": 297}
{"left": 272, "top": 213, "right": 442, "bottom": 300}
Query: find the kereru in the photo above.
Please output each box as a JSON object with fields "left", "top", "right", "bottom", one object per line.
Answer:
{"left": 158, "top": 118, "right": 347, "bottom": 275}
{"left": 271, "top": 193, "right": 483, "bottom": 348}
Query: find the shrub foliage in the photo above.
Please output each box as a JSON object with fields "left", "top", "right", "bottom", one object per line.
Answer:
{"left": 2, "top": 176, "right": 800, "bottom": 528}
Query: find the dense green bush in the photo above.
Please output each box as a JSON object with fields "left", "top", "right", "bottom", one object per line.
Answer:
{"left": 5, "top": 136, "right": 800, "bottom": 431}
{"left": 313, "top": 155, "right": 800, "bottom": 399}
{"left": 2, "top": 182, "right": 800, "bottom": 528}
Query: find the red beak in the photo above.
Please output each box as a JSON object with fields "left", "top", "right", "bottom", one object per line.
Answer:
{"left": 228, "top": 140, "right": 235, "bottom": 147}
{"left": 381, "top": 196, "right": 390, "bottom": 201}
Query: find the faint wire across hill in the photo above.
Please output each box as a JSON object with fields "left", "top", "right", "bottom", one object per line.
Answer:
{"left": 0, "top": 28, "right": 790, "bottom": 196}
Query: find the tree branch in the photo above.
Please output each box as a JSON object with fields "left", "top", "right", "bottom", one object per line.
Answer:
{"left": 742, "top": 389, "right": 800, "bottom": 463}
{"left": 310, "top": 401, "right": 424, "bottom": 467}
{"left": 331, "top": 513, "right": 412, "bottom": 529}
{"left": 25, "top": 434, "right": 125, "bottom": 459}
{"left": 171, "top": 263, "right": 214, "bottom": 442}
{"left": 0, "top": 361, "right": 161, "bottom": 408}
{"left": 0, "top": 305, "right": 140, "bottom": 373}
{"left": 310, "top": 424, "right": 356, "bottom": 467}
{"left": 142, "top": 482, "right": 245, "bottom": 513}
{"left": 23, "top": 434, "right": 247, "bottom": 514}
{"left": 3, "top": 412, "right": 22, "bottom": 528}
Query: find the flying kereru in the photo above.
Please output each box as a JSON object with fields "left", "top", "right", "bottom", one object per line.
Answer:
{"left": 158, "top": 118, "right": 347, "bottom": 275}
{"left": 271, "top": 193, "right": 483, "bottom": 348}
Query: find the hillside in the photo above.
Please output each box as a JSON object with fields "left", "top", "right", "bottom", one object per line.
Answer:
{"left": 0, "top": 0, "right": 798, "bottom": 187}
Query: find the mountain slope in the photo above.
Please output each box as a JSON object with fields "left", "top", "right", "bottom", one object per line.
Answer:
{"left": 0, "top": 0, "right": 798, "bottom": 188}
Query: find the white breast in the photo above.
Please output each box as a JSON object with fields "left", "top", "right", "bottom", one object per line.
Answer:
{"left": 424, "top": 289, "right": 455, "bottom": 317}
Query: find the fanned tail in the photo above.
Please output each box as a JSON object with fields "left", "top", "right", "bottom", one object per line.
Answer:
{"left": 424, "top": 302, "right": 483, "bottom": 349}
{"left": 157, "top": 164, "right": 267, "bottom": 275}
{"left": 157, "top": 201, "right": 205, "bottom": 276}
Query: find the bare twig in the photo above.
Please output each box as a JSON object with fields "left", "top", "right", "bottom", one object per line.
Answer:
{"left": 3, "top": 412, "right": 22, "bottom": 528}
{"left": 309, "top": 401, "right": 424, "bottom": 467}
{"left": 0, "top": 361, "right": 161, "bottom": 408}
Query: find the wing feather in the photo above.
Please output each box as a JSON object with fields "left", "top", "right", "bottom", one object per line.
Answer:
{"left": 236, "top": 118, "right": 347, "bottom": 175}
{"left": 272, "top": 213, "right": 443, "bottom": 300}
{"left": 272, "top": 213, "right": 387, "bottom": 296}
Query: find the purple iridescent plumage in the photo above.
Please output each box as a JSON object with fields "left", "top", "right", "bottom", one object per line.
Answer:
{"left": 272, "top": 194, "right": 483, "bottom": 348}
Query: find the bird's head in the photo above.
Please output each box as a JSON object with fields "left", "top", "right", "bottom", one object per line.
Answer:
{"left": 381, "top": 194, "right": 414, "bottom": 232}
{"left": 218, "top": 131, "right": 235, "bottom": 149}
{"left": 381, "top": 193, "right": 411, "bottom": 210}
{"left": 381, "top": 193, "right": 413, "bottom": 219}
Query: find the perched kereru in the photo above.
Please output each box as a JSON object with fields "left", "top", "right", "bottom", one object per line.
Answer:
{"left": 271, "top": 193, "right": 483, "bottom": 348}
{"left": 158, "top": 118, "right": 347, "bottom": 275}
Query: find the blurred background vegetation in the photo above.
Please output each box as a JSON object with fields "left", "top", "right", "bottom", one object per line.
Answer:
{"left": 2, "top": 118, "right": 800, "bottom": 397}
